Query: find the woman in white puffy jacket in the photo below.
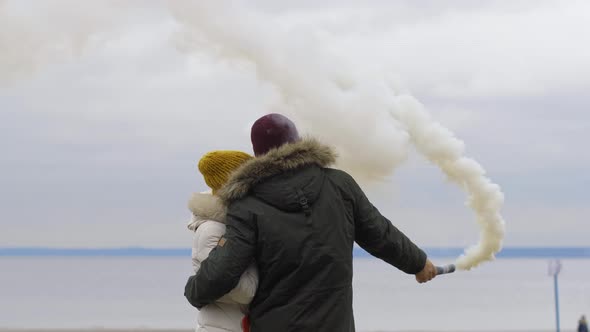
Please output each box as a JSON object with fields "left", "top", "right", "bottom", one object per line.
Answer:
{"left": 187, "top": 151, "right": 258, "bottom": 332}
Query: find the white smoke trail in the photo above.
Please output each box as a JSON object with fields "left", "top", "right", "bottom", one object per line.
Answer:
{"left": 390, "top": 97, "right": 505, "bottom": 269}
{"left": 169, "top": 1, "right": 505, "bottom": 270}
{"left": 169, "top": 1, "right": 410, "bottom": 182}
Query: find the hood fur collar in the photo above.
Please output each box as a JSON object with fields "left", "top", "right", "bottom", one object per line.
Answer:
{"left": 218, "top": 137, "right": 337, "bottom": 204}
{"left": 187, "top": 192, "right": 226, "bottom": 231}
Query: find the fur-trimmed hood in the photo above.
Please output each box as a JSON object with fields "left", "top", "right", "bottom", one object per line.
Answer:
{"left": 187, "top": 192, "right": 226, "bottom": 231}
{"left": 218, "top": 137, "right": 337, "bottom": 205}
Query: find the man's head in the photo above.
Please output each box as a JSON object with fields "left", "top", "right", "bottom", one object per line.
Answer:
{"left": 198, "top": 150, "right": 253, "bottom": 194}
{"left": 250, "top": 113, "right": 300, "bottom": 156}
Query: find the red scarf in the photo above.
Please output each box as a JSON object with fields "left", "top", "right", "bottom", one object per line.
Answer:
{"left": 241, "top": 316, "right": 250, "bottom": 332}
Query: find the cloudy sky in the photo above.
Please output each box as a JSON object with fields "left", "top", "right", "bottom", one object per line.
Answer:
{"left": 1, "top": 0, "right": 588, "bottom": 249}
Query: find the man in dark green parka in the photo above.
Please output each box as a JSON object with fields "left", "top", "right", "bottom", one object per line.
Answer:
{"left": 185, "top": 113, "right": 437, "bottom": 332}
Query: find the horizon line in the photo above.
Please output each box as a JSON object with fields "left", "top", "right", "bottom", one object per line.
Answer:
{"left": 1, "top": 246, "right": 589, "bottom": 258}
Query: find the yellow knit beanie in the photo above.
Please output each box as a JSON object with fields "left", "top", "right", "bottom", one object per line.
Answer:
{"left": 198, "top": 150, "right": 253, "bottom": 193}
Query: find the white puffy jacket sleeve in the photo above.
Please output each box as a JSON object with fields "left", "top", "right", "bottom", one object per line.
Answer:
{"left": 192, "top": 220, "right": 258, "bottom": 305}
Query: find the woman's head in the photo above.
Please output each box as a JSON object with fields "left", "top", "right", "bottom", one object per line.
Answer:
{"left": 198, "top": 150, "right": 252, "bottom": 194}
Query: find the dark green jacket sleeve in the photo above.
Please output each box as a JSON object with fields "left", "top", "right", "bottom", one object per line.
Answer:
{"left": 184, "top": 205, "right": 256, "bottom": 309}
{"left": 345, "top": 173, "right": 427, "bottom": 274}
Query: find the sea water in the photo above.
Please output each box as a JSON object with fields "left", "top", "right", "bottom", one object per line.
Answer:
{"left": 0, "top": 257, "right": 588, "bottom": 331}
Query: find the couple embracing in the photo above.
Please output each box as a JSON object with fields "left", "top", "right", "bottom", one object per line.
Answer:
{"left": 185, "top": 113, "right": 436, "bottom": 332}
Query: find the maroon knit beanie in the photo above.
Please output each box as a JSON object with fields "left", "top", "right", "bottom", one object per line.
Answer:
{"left": 250, "top": 113, "right": 300, "bottom": 156}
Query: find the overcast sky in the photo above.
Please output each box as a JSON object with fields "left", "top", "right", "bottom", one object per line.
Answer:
{"left": 1, "top": 0, "right": 588, "bottom": 249}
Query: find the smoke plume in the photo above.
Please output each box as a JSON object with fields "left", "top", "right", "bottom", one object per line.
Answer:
{"left": 0, "top": 0, "right": 132, "bottom": 84}
{"left": 169, "top": 0, "right": 505, "bottom": 270}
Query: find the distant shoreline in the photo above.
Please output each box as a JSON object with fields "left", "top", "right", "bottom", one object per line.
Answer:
{"left": 0, "top": 330, "right": 192, "bottom": 332}
{"left": 1, "top": 246, "right": 589, "bottom": 258}
{"left": 0, "top": 329, "right": 559, "bottom": 332}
